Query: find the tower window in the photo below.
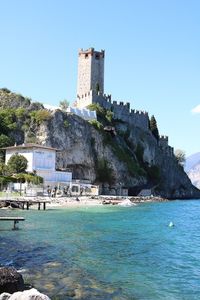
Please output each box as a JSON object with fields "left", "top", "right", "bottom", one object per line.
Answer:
{"left": 85, "top": 54, "right": 88, "bottom": 58}
{"left": 95, "top": 54, "right": 100, "bottom": 59}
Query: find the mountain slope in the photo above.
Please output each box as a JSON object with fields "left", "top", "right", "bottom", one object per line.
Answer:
{"left": 185, "top": 153, "right": 200, "bottom": 189}
{"left": 185, "top": 152, "right": 200, "bottom": 172}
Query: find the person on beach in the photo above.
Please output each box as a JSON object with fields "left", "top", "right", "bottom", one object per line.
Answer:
{"left": 47, "top": 186, "right": 51, "bottom": 197}
{"left": 51, "top": 189, "right": 55, "bottom": 198}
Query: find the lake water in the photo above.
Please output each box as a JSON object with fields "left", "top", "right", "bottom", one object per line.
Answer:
{"left": 1, "top": 200, "right": 200, "bottom": 299}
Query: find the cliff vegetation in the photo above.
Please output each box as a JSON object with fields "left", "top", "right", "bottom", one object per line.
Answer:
{"left": 0, "top": 88, "right": 200, "bottom": 199}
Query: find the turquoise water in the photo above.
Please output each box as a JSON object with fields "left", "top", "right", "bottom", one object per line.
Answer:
{"left": 1, "top": 200, "right": 200, "bottom": 299}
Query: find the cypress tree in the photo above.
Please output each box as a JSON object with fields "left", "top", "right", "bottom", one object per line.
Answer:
{"left": 150, "top": 115, "right": 159, "bottom": 141}
{"left": 95, "top": 82, "right": 100, "bottom": 93}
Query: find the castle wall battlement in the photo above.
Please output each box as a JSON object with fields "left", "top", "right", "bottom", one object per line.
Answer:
{"left": 76, "top": 91, "right": 150, "bottom": 131}
{"left": 161, "top": 146, "right": 174, "bottom": 157}
{"left": 75, "top": 47, "right": 173, "bottom": 152}
{"left": 158, "top": 135, "right": 174, "bottom": 156}
{"left": 159, "top": 135, "right": 168, "bottom": 141}
{"left": 159, "top": 135, "right": 169, "bottom": 148}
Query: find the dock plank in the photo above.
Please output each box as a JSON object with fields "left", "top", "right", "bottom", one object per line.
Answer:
{"left": 0, "top": 217, "right": 25, "bottom": 221}
{"left": 0, "top": 216, "right": 25, "bottom": 230}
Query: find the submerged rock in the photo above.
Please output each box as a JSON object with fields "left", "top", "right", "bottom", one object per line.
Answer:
{"left": 0, "top": 288, "right": 51, "bottom": 300}
{"left": 0, "top": 267, "right": 24, "bottom": 294}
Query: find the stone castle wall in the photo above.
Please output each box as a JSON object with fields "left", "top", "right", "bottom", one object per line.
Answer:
{"left": 75, "top": 47, "right": 173, "bottom": 156}
{"left": 89, "top": 91, "right": 150, "bottom": 131}
{"left": 76, "top": 90, "right": 173, "bottom": 156}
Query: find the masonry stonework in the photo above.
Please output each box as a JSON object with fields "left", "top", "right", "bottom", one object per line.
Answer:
{"left": 75, "top": 47, "right": 173, "bottom": 155}
{"left": 77, "top": 48, "right": 104, "bottom": 108}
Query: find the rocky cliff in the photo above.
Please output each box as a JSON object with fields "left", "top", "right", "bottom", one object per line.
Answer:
{"left": 0, "top": 88, "right": 200, "bottom": 199}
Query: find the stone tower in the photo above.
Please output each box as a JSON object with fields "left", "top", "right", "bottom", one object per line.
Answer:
{"left": 76, "top": 48, "right": 105, "bottom": 108}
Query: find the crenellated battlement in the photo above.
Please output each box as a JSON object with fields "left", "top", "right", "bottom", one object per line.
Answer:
{"left": 78, "top": 48, "right": 105, "bottom": 58}
{"left": 130, "top": 109, "right": 148, "bottom": 116}
{"left": 159, "top": 135, "right": 169, "bottom": 148}
{"left": 75, "top": 47, "right": 170, "bottom": 138}
{"left": 158, "top": 136, "right": 174, "bottom": 156}
{"left": 76, "top": 89, "right": 149, "bottom": 130}
{"left": 159, "top": 135, "right": 168, "bottom": 141}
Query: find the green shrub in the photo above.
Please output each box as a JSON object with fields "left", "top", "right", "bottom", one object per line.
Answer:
{"left": 89, "top": 120, "right": 103, "bottom": 130}
{"left": 1, "top": 88, "right": 11, "bottom": 93}
{"left": 113, "top": 144, "right": 145, "bottom": 176}
{"left": 87, "top": 103, "right": 104, "bottom": 115}
{"left": 30, "top": 110, "right": 51, "bottom": 124}
{"left": 25, "top": 132, "right": 37, "bottom": 143}
{"left": 15, "top": 108, "right": 26, "bottom": 119}
{"left": 101, "top": 129, "right": 144, "bottom": 177}
{"left": 63, "top": 120, "right": 70, "bottom": 128}
{"left": 105, "top": 110, "right": 113, "bottom": 123}
{"left": 0, "top": 109, "right": 16, "bottom": 135}
{"left": 96, "top": 158, "right": 115, "bottom": 185}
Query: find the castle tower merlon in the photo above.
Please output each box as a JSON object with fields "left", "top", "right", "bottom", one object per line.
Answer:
{"left": 159, "top": 135, "right": 169, "bottom": 148}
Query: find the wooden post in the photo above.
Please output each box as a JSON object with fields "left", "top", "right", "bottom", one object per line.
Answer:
{"left": 26, "top": 202, "right": 29, "bottom": 210}
{"left": 38, "top": 202, "right": 41, "bottom": 210}
{"left": 22, "top": 202, "right": 24, "bottom": 210}
{"left": 13, "top": 220, "right": 19, "bottom": 230}
{"left": 43, "top": 202, "right": 46, "bottom": 210}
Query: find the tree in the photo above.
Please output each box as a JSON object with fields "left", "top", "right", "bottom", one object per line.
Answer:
{"left": 150, "top": 115, "right": 159, "bottom": 141}
{"left": 175, "top": 149, "right": 186, "bottom": 167}
{"left": 7, "top": 154, "right": 28, "bottom": 174}
{"left": 0, "top": 134, "right": 14, "bottom": 162}
{"left": 59, "top": 99, "right": 69, "bottom": 110}
{"left": 24, "top": 173, "right": 43, "bottom": 185}
{"left": 0, "top": 163, "right": 9, "bottom": 176}
{"left": 30, "top": 110, "right": 51, "bottom": 124}
{"left": 95, "top": 82, "right": 100, "bottom": 93}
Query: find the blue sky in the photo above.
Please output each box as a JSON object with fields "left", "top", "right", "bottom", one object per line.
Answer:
{"left": 0, "top": 0, "right": 200, "bottom": 156}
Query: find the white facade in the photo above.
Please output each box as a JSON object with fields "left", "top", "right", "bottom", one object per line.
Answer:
{"left": 5, "top": 147, "right": 56, "bottom": 172}
{"left": 67, "top": 106, "right": 96, "bottom": 120}
{"left": 37, "top": 170, "right": 72, "bottom": 184}
{"left": 5, "top": 144, "right": 72, "bottom": 185}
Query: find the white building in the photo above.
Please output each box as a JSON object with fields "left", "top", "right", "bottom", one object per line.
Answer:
{"left": 4, "top": 143, "right": 72, "bottom": 186}
{"left": 66, "top": 106, "right": 96, "bottom": 121}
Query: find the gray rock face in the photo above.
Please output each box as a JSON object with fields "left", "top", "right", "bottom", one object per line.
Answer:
{"left": 1, "top": 89, "right": 199, "bottom": 199}
{"left": 30, "top": 109, "right": 200, "bottom": 199}
{"left": 0, "top": 267, "right": 24, "bottom": 294}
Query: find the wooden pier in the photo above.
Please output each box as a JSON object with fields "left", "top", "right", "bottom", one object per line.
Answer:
{"left": 0, "top": 216, "right": 25, "bottom": 230}
{"left": 0, "top": 197, "right": 51, "bottom": 210}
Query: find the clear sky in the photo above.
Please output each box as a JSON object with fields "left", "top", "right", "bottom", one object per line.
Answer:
{"left": 0, "top": 0, "right": 200, "bottom": 156}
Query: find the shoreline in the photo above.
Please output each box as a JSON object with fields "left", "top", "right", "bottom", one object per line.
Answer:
{"left": 0, "top": 195, "right": 167, "bottom": 209}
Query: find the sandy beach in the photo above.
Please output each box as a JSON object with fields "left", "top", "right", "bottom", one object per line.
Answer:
{"left": 48, "top": 196, "right": 103, "bottom": 208}
{"left": 0, "top": 194, "right": 167, "bottom": 210}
